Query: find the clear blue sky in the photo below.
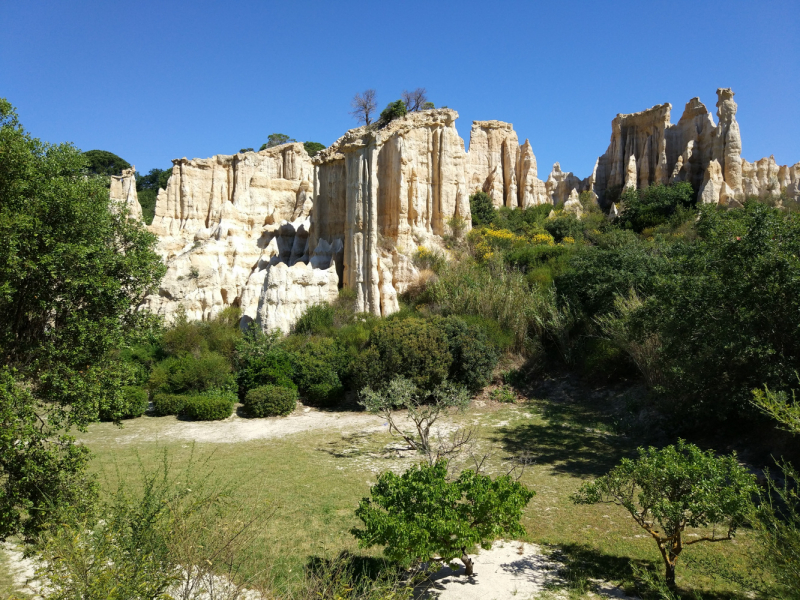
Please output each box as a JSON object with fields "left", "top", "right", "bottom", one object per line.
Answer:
{"left": 2, "top": 0, "right": 798, "bottom": 179}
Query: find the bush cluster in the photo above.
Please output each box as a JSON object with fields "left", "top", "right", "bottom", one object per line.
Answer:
{"left": 244, "top": 385, "right": 298, "bottom": 417}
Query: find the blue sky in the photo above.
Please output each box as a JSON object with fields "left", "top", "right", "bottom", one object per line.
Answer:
{"left": 2, "top": 0, "right": 798, "bottom": 179}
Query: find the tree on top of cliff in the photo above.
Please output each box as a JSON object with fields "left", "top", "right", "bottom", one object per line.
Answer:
{"left": 259, "top": 134, "right": 296, "bottom": 151}
{"left": 303, "top": 141, "right": 325, "bottom": 157}
{"left": 82, "top": 149, "right": 131, "bottom": 176}
{"left": 401, "top": 88, "right": 428, "bottom": 112}
{"left": 350, "top": 89, "right": 377, "bottom": 125}
{"left": 379, "top": 100, "right": 407, "bottom": 126}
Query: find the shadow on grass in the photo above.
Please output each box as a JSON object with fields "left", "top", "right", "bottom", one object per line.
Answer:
{"left": 492, "top": 396, "right": 634, "bottom": 478}
{"left": 304, "top": 551, "right": 408, "bottom": 595}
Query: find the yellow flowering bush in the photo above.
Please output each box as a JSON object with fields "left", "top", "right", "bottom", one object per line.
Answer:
{"left": 530, "top": 233, "right": 555, "bottom": 246}
{"left": 561, "top": 236, "right": 575, "bottom": 245}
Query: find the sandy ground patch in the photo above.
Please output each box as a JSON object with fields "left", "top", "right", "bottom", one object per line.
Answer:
{"left": 417, "top": 540, "right": 635, "bottom": 600}
{"left": 80, "top": 406, "right": 388, "bottom": 445}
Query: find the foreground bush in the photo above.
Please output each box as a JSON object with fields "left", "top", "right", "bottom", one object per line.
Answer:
{"left": 244, "top": 385, "right": 298, "bottom": 417}
{"left": 352, "top": 460, "right": 534, "bottom": 575}
{"left": 181, "top": 390, "right": 236, "bottom": 421}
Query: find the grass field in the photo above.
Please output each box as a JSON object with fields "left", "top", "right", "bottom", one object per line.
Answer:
{"left": 0, "top": 375, "right": 763, "bottom": 599}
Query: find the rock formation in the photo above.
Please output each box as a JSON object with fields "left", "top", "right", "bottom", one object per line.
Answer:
{"left": 141, "top": 87, "right": 797, "bottom": 332}
{"left": 591, "top": 88, "right": 798, "bottom": 205}
{"left": 110, "top": 167, "right": 142, "bottom": 220}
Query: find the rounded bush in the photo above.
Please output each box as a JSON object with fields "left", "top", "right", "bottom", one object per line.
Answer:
{"left": 237, "top": 347, "right": 296, "bottom": 397}
{"left": 152, "top": 393, "right": 187, "bottom": 416}
{"left": 149, "top": 351, "right": 236, "bottom": 395}
{"left": 306, "top": 381, "right": 345, "bottom": 407}
{"left": 352, "top": 318, "right": 452, "bottom": 392}
{"left": 283, "top": 336, "right": 350, "bottom": 406}
{"left": 181, "top": 391, "right": 236, "bottom": 421}
{"left": 437, "top": 316, "right": 499, "bottom": 392}
{"left": 244, "top": 385, "right": 298, "bottom": 417}
{"left": 99, "top": 386, "right": 149, "bottom": 421}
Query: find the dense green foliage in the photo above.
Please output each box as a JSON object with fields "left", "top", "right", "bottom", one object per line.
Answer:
{"left": 136, "top": 167, "right": 171, "bottom": 224}
{"left": 617, "top": 182, "right": 695, "bottom": 233}
{"left": 244, "top": 384, "right": 298, "bottom": 417}
{"left": 0, "top": 99, "right": 165, "bottom": 538}
{"left": 469, "top": 191, "right": 496, "bottom": 227}
{"left": 260, "top": 133, "right": 296, "bottom": 150}
{"left": 379, "top": 100, "right": 407, "bottom": 125}
{"left": 573, "top": 440, "right": 757, "bottom": 586}
{"left": 303, "top": 141, "right": 326, "bottom": 157}
{"left": 82, "top": 149, "right": 131, "bottom": 176}
{"left": 180, "top": 390, "right": 236, "bottom": 421}
{"left": 438, "top": 316, "right": 498, "bottom": 392}
{"left": 352, "top": 460, "right": 534, "bottom": 574}
{"left": 99, "top": 386, "right": 148, "bottom": 421}
{"left": 152, "top": 392, "right": 187, "bottom": 417}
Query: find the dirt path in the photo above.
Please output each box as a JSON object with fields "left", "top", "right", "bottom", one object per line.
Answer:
{"left": 78, "top": 406, "right": 388, "bottom": 446}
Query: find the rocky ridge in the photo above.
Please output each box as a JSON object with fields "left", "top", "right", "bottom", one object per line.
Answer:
{"left": 130, "top": 88, "right": 798, "bottom": 332}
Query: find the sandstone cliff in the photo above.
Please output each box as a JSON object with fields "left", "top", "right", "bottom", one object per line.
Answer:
{"left": 142, "top": 88, "right": 797, "bottom": 332}
{"left": 110, "top": 167, "right": 143, "bottom": 220}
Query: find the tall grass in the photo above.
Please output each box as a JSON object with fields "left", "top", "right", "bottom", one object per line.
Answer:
{"left": 424, "top": 258, "right": 571, "bottom": 355}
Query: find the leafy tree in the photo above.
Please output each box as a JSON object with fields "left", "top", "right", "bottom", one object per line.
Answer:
{"left": 469, "top": 191, "right": 495, "bottom": 227}
{"left": 401, "top": 88, "right": 428, "bottom": 112}
{"left": 82, "top": 149, "right": 131, "bottom": 176}
{"left": 617, "top": 182, "right": 695, "bottom": 233}
{"left": 0, "top": 98, "right": 165, "bottom": 538}
{"left": 303, "top": 141, "right": 326, "bottom": 157}
{"left": 438, "top": 316, "right": 499, "bottom": 392}
{"left": 350, "top": 89, "right": 377, "bottom": 125}
{"left": 352, "top": 460, "right": 534, "bottom": 576}
{"left": 379, "top": 100, "right": 407, "bottom": 125}
{"left": 136, "top": 167, "right": 171, "bottom": 225}
{"left": 360, "top": 377, "right": 470, "bottom": 461}
{"left": 422, "top": 101, "right": 435, "bottom": 110}
{"left": 239, "top": 147, "right": 254, "bottom": 153}
{"left": 572, "top": 440, "right": 757, "bottom": 588}
{"left": 259, "top": 133, "right": 296, "bottom": 151}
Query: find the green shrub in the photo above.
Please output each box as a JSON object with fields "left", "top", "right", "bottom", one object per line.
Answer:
{"left": 617, "top": 182, "right": 696, "bottom": 233}
{"left": 490, "top": 385, "right": 516, "bottom": 403}
{"left": 303, "top": 141, "right": 326, "bottom": 157}
{"left": 180, "top": 390, "right": 236, "bottom": 421}
{"left": 469, "top": 191, "right": 496, "bottom": 227}
{"left": 237, "top": 347, "right": 296, "bottom": 396}
{"left": 99, "top": 386, "right": 149, "bottom": 421}
{"left": 437, "top": 316, "right": 499, "bottom": 392}
{"left": 148, "top": 351, "right": 236, "bottom": 395}
{"left": 294, "top": 303, "right": 335, "bottom": 335}
{"left": 283, "top": 336, "right": 349, "bottom": 406}
{"left": 244, "top": 385, "right": 298, "bottom": 417}
{"left": 152, "top": 393, "right": 187, "bottom": 416}
{"left": 544, "top": 214, "right": 584, "bottom": 242}
{"left": 379, "top": 100, "right": 407, "bottom": 125}
{"left": 352, "top": 318, "right": 452, "bottom": 392}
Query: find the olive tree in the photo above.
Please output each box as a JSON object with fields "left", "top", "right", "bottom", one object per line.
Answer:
{"left": 360, "top": 377, "right": 470, "bottom": 463}
{"left": 352, "top": 460, "right": 534, "bottom": 576}
{"left": 572, "top": 440, "right": 757, "bottom": 588}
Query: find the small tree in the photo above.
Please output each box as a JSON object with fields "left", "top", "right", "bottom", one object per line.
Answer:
{"left": 350, "top": 89, "right": 377, "bottom": 125}
{"left": 469, "top": 191, "right": 496, "bottom": 226}
{"left": 360, "top": 377, "right": 469, "bottom": 462}
{"left": 352, "top": 460, "right": 534, "bottom": 576}
{"left": 401, "top": 88, "right": 428, "bottom": 112}
{"left": 259, "top": 133, "right": 296, "bottom": 151}
{"left": 572, "top": 440, "right": 757, "bottom": 588}
{"left": 379, "top": 100, "right": 407, "bottom": 125}
{"left": 303, "top": 141, "right": 326, "bottom": 157}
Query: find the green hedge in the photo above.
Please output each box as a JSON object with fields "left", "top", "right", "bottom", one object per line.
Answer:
{"left": 152, "top": 393, "right": 187, "bottom": 416}
{"left": 181, "top": 391, "right": 236, "bottom": 421}
{"left": 244, "top": 385, "right": 298, "bottom": 417}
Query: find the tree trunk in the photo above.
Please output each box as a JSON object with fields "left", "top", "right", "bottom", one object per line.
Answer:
{"left": 665, "top": 560, "right": 676, "bottom": 589}
{"left": 461, "top": 547, "right": 474, "bottom": 576}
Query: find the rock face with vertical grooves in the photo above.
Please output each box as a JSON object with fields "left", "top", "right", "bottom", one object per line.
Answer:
{"left": 110, "top": 167, "right": 142, "bottom": 220}
{"left": 142, "top": 89, "right": 798, "bottom": 332}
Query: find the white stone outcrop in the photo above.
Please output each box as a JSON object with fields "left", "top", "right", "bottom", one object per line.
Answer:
{"left": 110, "top": 167, "right": 142, "bottom": 220}
{"left": 142, "top": 87, "right": 796, "bottom": 332}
